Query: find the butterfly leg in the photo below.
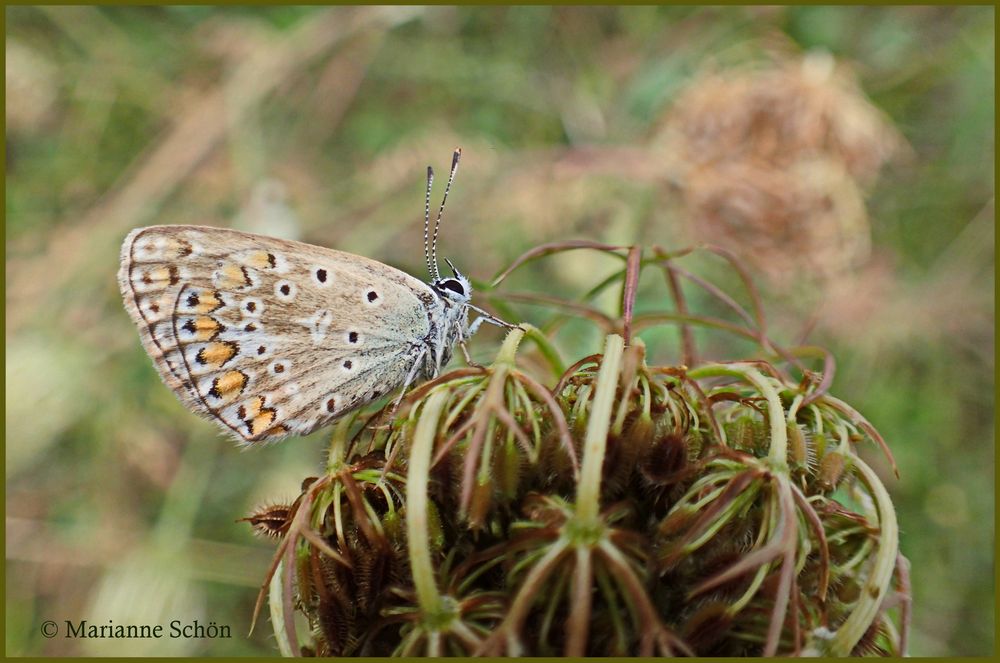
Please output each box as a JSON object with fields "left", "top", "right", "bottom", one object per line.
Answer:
{"left": 459, "top": 340, "right": 484, "bottom": 368}
{"left": 467, "top": 304, "right": 517, "bottom": 331}
{"left": 460, "top": 316, "right": 497, "bottom": 368}
{"left": 389, "top": 346, "right": 429, "bottom": 420}
{"left": 467, "top": 316, "right": 488, "bottom": 337}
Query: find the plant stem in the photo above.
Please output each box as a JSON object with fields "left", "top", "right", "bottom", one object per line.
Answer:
{"left": 575, "top": 333, "right": 624, "bottom": 524}
{"left": 826, "top": 454, "right": 899, "bottom": 656}
{"left": 325, "top": 417, "right": 353, "bottom": 473}
{"left": 268, "top": 560, "right": 295, "bottom": 657}
{"left": 406, "top": 388, "right": 451, "bottom": 616}
{"left": 743, "top": 367, "right": 788, "bottom": 470}
{"left": 495, "top": 325, "right": 526, "bottom": 366}
{"left": 520, "top": 323, "right": 565, "bottom": 377}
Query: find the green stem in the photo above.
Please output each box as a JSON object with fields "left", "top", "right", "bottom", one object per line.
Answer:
{"left": 325, "top": 416, "right": 353, "bottom": 474}
{"left": 495, "top": 325, "right": 526, "bottom": 366}
{"left": 520, "top": 323, "right": 565, "bottom": 378}
{"left": 268, "top": 559, "right": 295, "bottom": 657}
{"left": 826, "top": 455, "right": 899, "bottom": 656}
{"left": 575, "top": 334, "right": 625, "bottom": 524}
{"left": 406, "top": 388, "right": 451, "bottom": 616}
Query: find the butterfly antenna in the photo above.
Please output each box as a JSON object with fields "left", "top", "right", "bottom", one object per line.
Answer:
{"left": 424, "top": 165, "right": 437, "bottom": 280}
{"left": 430, "top": 147, "right": 461, "bottom": 282}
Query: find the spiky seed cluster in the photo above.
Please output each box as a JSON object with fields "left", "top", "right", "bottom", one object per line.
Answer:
{"left": 249, "top": 330, "right": 906, "bottom": 657}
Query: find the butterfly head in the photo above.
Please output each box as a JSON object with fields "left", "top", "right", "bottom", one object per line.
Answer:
{"left": 432, "top": 258, "right": 472, "bottom": 305}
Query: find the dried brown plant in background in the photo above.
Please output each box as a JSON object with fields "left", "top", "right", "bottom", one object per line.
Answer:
{"left": 656, "top": 53, "right": 906, "bottom": 286}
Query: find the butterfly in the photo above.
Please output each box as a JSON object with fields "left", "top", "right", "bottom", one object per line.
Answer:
{"left": 118, "top": 148, "right": 510, "bottom": 445}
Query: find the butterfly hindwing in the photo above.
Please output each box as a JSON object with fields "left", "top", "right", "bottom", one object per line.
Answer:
{"left": 119, "top": 225, "right": 440, "bottom": 444}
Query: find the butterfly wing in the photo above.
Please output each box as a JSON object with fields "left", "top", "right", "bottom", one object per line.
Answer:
{"left": 119, "top": 225, "right": 440, "bottom": 444}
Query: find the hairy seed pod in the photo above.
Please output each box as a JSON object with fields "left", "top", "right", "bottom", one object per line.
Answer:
{"left": 242, "top": 502, "right": 295, "bottom": 539}
{"left": 727, "top": 415, "right": 767, "bottom": 455}
{"left": 812, "top": 431, "right": 830, "bottom": 461}
{"left": 626, "top": 411, "right": 657, "bottom": 450}
{"left": 682, "top": 601, "right": 734, "bottom": 653}
{"left": 424, "top": 498, "right": 445, "bottom": 553}
{"left": 467, "top": 479, "right": 494, "bottom": 530}
{"left": 640, "top": 431, "right": 690, "bottom": 486}
{"left": 818, "top": 450, "right": 847, "bottom": 492}
{"left": 788, "top": 422, "right": 808, "bottom": 469}
{"left": 496, "top": 436, "right": 524, "bottom": 500}
{"left": 313, "top": 579, "right": 354, "bottom": 655}
{"left": 537, "top": 424, "right": 576, "bottom": 490}
{"left": 603, "top": 427, "right": 642, "bottom": 497}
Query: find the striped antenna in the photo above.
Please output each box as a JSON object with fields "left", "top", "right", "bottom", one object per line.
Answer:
{"left": 429, "top": 147, "right": 461, "bottom": 282}
{"left": 423, "top": 166, "right": 436, "bottom": 279}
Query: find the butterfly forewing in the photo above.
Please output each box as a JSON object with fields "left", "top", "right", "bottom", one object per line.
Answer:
{"left": 119, "top": 225, "right": 437, "bottom": 444}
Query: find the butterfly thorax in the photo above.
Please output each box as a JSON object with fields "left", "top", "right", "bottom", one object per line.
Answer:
{"left": 421, "top": 273, "right": 473, "bottom": 378}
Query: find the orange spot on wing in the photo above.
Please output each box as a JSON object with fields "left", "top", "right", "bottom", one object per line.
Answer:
{"left": 211, "top": 370, "right": 248, "bottom": 400}
{"left": 216, "top": 263, "right": 252, "bottom": 289}
{"left": 264, "top": 424, "right": 288, "bottom": 438}
{"left": 186, "top": 316, "right": 224, "bottom": 341}
{"left": 162, "top": 238, "right": 193, "bottom": 259}
{"left": 247, "top": 407, "right": 278, "bottom": 437}
{"left": 241, "top": 395, "right": 266, "bottom": 420}
{"left": 142, "top": 266, "right": 172, "bottom": 286}
{"left": 240, "top": 251, "right": 273, "bottom": 269}
{"left": 196, "top": 342, "right": 239, "bottom": 368}
{"left": 193, "top": 291, "right": 223, "bottom": 313}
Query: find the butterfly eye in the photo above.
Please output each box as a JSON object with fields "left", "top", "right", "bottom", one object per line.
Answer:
{"left": 440, "top": 279, "right": 465, "bottom": 296}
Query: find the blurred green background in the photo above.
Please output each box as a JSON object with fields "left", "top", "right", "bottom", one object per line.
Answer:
{"left": 5, "top": 5, "right": 993, "bottom": 656}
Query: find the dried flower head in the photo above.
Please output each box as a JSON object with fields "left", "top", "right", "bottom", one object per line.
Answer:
{"left": 681, "top": 157, "right": 870, "bottom": 284}
{"left": 657, "top": 53, "right": 905, "bottom": 286}
{"left": 659, "top": 53, "right": 904, "bottom": 184}
{"left": 246, "top": 242, "right": 908, "bottom": 656}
